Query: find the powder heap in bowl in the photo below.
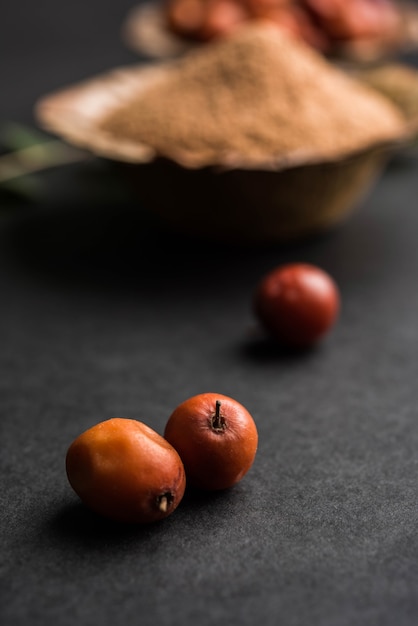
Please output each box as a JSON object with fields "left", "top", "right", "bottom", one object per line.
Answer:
{"left": 99, "top": 24, "right": 406, "bottom": 170}
{"left": 37, "top": 24, "right": 407, "bottom": 169}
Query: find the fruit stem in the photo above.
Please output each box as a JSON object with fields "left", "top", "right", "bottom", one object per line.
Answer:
{"left": 212, "top": 400, "right": 226, "bottom": 431}
{"left": 157, "top": 492, "right": 174, "bottom": 513}
{"left": 158, "top": 495, "right": 168, "bottom": 513}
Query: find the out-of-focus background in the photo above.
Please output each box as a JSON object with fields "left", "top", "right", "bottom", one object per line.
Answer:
{"left": 1, "top": 0, "right": 141, "bottom": 123}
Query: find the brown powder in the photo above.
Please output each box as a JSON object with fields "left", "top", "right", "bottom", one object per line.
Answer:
{"left": 100, "top": 24, "right": 406, "bottom": 169}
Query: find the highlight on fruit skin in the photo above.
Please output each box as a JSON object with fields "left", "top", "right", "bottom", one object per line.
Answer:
{"left": 65, "top": 418, "right": 186, "bottom": 523}
{"left": 164, "top": 392, "right": 258, "bottom": 491}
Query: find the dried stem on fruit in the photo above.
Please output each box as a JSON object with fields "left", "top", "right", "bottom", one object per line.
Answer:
{"left": 157, "top": 492, "right": 174, "bottom": 512}
{"left": 212, "top": 400, "right": 226, "bottom": 432}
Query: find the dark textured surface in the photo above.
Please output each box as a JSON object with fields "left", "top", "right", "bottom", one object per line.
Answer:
{"left": 2, "top": 2, "right": 418, "bottom": 625}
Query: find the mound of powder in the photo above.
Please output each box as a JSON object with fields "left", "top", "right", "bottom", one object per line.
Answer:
{"left": 100, "top": 24, "right": 406, "bottom": 169}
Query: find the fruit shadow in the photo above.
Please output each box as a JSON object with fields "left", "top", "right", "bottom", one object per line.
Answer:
{"left": 47, "top": 487, "right": 240, "bottom": 550}
{"left": 47, "top": 501, "right": 158, "bottom": 550}
{"left": 239, "top": 331, "right": 322, "bottom": 364}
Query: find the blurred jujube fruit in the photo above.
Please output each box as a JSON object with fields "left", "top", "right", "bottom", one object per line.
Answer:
{"left": 254, "top": 263, "right": 340, "bottom": 347}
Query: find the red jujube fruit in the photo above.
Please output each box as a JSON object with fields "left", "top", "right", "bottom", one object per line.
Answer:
{"left": 164, "top": 393, "right": 258, "bottom": 490}
{"left": 66, "top": 418, "right": 186, "bottom": 523}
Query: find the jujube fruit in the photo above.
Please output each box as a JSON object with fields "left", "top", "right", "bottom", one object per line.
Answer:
{"left": 254, "top": 263, "right": 340, "bottom": 347}
{"left": 66, "top": 418, "right": 186, "bottom": 523}
{"left": 164, "top": 393, "right": 258, "bottom": 490}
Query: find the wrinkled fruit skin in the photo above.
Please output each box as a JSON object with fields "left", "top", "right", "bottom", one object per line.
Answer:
{"left": 164, "top": 393, "right": 258, "bottom": 490}
{"left": 254, "top": 263, "right": 340, "bottom": 347}
{"left": 66, "top": 418, "right": 186, "bottom": 523}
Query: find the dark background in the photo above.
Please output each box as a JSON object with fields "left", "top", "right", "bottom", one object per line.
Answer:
{"left": 2, "top": 2, "right": 418, "bottom": 625}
